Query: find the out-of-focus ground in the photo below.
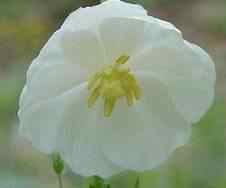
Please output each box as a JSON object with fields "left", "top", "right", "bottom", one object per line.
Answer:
{"left": 0, "top": 0, "right": 226, "bottom": 187}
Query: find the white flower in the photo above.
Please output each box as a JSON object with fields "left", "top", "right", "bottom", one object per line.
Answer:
{"left": 18, "top": 0, "right": 216, "bottom": 178}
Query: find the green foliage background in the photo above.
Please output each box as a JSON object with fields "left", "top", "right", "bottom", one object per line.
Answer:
{"left": 0, "top": 0, "right": 226, "bottom": 187}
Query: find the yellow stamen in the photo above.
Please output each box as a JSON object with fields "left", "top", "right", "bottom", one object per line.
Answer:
{"left": 115, "top": 54, "right": 130, "bottom": 65}
{"left": 87, "top": 54, "right": 141, "bottom": 117}
{"left": 104, "top": 98, "right": 116, "bottom": 117}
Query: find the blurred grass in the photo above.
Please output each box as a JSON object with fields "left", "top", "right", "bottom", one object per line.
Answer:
{"left": 0, "top": 0, "right": 226, "bottom": 187}
{"left": 207, "top": 16, "right": 226, "bottom": 36}
{"left": 0, "top": 171, "right": 41, "bottom": 188}
{"left": 0, "top": 66, "right": 25, "bottom": 120}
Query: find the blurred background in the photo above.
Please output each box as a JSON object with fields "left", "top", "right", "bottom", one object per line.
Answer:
{"left": 0, "top": 0, "right": 226, "bottom": 187}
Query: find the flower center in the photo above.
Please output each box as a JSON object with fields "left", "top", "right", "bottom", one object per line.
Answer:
{"left": 87, "top": 55, "right": 141, "bottom": 117}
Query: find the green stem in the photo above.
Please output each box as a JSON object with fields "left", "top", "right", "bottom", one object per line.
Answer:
{"left": 51, "top": 153, "right": 64, "bottom": 188}
{"left": 57, "top": 174, "right": 63, "bottom": 188}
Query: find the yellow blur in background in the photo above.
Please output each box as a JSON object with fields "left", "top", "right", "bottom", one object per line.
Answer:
{"left": 0, "top": 0, "right": 226, "bottom": 187}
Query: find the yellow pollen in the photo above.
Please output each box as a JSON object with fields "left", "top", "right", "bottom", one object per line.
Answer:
{"left": 87, "top": 54, "right": 141, "bottom": 117}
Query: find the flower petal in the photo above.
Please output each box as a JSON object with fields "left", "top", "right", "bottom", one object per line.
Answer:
{"left": 99, "top": 73, "right": 190, "bottom": 170}
{"left": 27, "top": 28, "right": 104, "bottom": 83}
{"left": 19, "top": 83, "right": 122, "bottom": 177}
{"left": 26, "top": 30, "right": 65, "bottom": 80}
{"left": 61, "top": 30, "right": 105, "bottom": 69}
{"left": 20, "top": 29, "right": 105, "bottom": 113}
{"left": 61, "top": 0, "right": 147, "bottom": 32}
{"left": 19, "top": 62, "right": 87, "bottom": 114}
{"left": 98, "top": 16, "right": 182, "bottom": 64}
{"left": 131, "top": 42, "right": 216, "bottom": 123}
{"left": 57, "top": 84, "right": 122, "bottom": 177}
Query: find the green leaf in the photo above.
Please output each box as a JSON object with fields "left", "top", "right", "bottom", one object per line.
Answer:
{"left": 94, "top": 176, "right": 104, "bottom": 188}
{"left": 89, "top": 185, "right": 95, "bottom": 188}
{"left": 105, "top": 184, "right": 111, "bottom": 188}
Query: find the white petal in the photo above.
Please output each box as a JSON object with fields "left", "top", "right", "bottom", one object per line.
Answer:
{"left": 26, "top": 30, "right": 64, "bottom": 80}
{"left": 19, "top": 85, "right": 28, "bottom": 114}
{"left": 19, "top": 62, "right": 87, "bottom": 114}
{"left": 98, "top": 16, "right": 182, "bottom": 63}
{"left": 99, "top": 73, "right": 190, "bottom": 171}
{"left": 19, "top": 83, "right": 122, "bottom": 177}
{"left": 131, "top": 42, "right": 216, "bottom": 123}
{"left": 61, "top": 30, "right": 105, "bottom": 69}
{"left": 27, "top": 28, "right": 104, "bottom": 83}
{"left": 19, "top": 84, "right": 69, "bottom": 153}
{"left": 98, "top": 17, "right": 146, "bottom": 64}
{"left": 27, "top": 0, "right": 147, "bottom": 80}
{"left": 20, "top": 29, "right": 105, "bottom": 113}
{"left": 56, "top": 84, "right": 122, "bottom": 177}
{"left": 61, "top": 0, "right": 147, "bottom": 32}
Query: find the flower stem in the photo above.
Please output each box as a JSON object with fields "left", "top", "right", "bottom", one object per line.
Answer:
{"left": 51, "top": 153, "right": 64, "bottom": 188}
{"left": 57, "top": 174, "right": 63, "bottom": 188}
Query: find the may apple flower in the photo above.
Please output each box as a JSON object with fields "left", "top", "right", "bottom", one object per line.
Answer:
{"left": 18, "top": 0, "right": 216, "bottom": 178}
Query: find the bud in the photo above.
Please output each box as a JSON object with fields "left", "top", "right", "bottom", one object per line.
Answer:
{"left": 52, "top": 153, "right": 64, "bottom": 175}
